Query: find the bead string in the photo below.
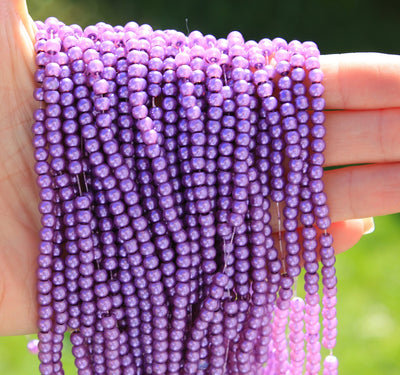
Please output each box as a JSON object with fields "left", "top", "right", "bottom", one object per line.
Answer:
{"left": 32, "top": 17, "right": 338, "bottom": 375}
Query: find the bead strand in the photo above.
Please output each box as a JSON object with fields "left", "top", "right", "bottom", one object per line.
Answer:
{"left": 253, "top": 50, "right": 279, "bottom": 367}
{"left": 34, "top": 21, "right": 67, "bottom": 373}
{"left": 45, "top": 32, "right": 71, "bottom": 375}
{"left": 288, "top": 297, "right": 306, "bottom": 374}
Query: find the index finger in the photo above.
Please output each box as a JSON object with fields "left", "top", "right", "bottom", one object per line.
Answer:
{"left": 321, "top": 53, "right": 400, "bottom": 110}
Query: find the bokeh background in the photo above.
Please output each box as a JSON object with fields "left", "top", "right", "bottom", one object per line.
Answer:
{"left": 1, "top": 0, "right": 400, "bottom": 374}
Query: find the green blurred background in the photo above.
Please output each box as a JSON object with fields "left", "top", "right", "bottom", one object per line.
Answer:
{"left": 1, "top": 0, "right": 400, "bottom": 374}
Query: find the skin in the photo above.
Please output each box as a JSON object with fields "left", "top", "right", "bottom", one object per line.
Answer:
{"left": 0, "top": 0, "right": 400, "bottom": 335}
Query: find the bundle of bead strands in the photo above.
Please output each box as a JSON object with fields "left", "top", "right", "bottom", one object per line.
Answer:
{"left": 32, "top": 16, "right": 338, "bottom": 375}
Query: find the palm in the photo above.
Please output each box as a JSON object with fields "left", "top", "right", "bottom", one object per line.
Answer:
{"left": 0, "top": 0, "right": 39, "bottom": 335}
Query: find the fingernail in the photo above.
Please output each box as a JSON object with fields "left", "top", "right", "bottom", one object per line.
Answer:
{"left": 362, "top": 217, "right": 375, "bottom": 235}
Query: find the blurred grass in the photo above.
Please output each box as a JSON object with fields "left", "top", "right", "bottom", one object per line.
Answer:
{"left": 334, "top": 214, "right": 400, "bottom": 374}
{"left": 1, "top": 215, "right": 400, "bottom": 374}
{"left": 0, "top": 334, "right": 76, "bottom": 374}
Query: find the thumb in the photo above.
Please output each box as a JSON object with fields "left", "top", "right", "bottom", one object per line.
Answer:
{"left": 0, "top": 0, "right": 29, "bottom": 17}
{"left": 0, "top": 0, "right": 36, "bottom": 39}
{"left": 0, "top": 0, "right": 36, "bottom": 127}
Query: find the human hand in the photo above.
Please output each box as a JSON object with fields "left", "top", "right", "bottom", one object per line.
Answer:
{"left": 269, "top": 52, "right": 400, "bottom": 258}
{"left": 0, "top": 0, "right": 399, "bottom": 335}
{"left": 319, "top": 53, "right": 400, "bottom": 251}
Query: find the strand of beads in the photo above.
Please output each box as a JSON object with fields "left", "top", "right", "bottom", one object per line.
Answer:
{"left": 32, "top": 17, "right": 338, "bottom": 375}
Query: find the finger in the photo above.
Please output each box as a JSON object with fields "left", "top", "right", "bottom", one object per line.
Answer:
{"left": 321, "top": 53, "right": 400, "bottom": 110}
{"left": 266, "top": 163, "right": 400, "bottom": 233}
{"left": 326, "top": 218, "right": 374, "bottom": 255}
{"left": 324, "top": 163, "right": 400, "bottom": 222}
{"left": 0, "top": 0, "right": 32, "bottom": 28}
{"left": 271, "top": 218, "right": 372, "bottom": 265}
{"left": 0, "top": 0, "right": 36, "bottom": 124}
{"left": 0, "top": 0, "right": 35, "bottom": 69}
{"left": 305, "top": 218, "right": 369, "bottom": 256}
{"left": 324, "top": 108, "right": 400, "bottom": 167}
